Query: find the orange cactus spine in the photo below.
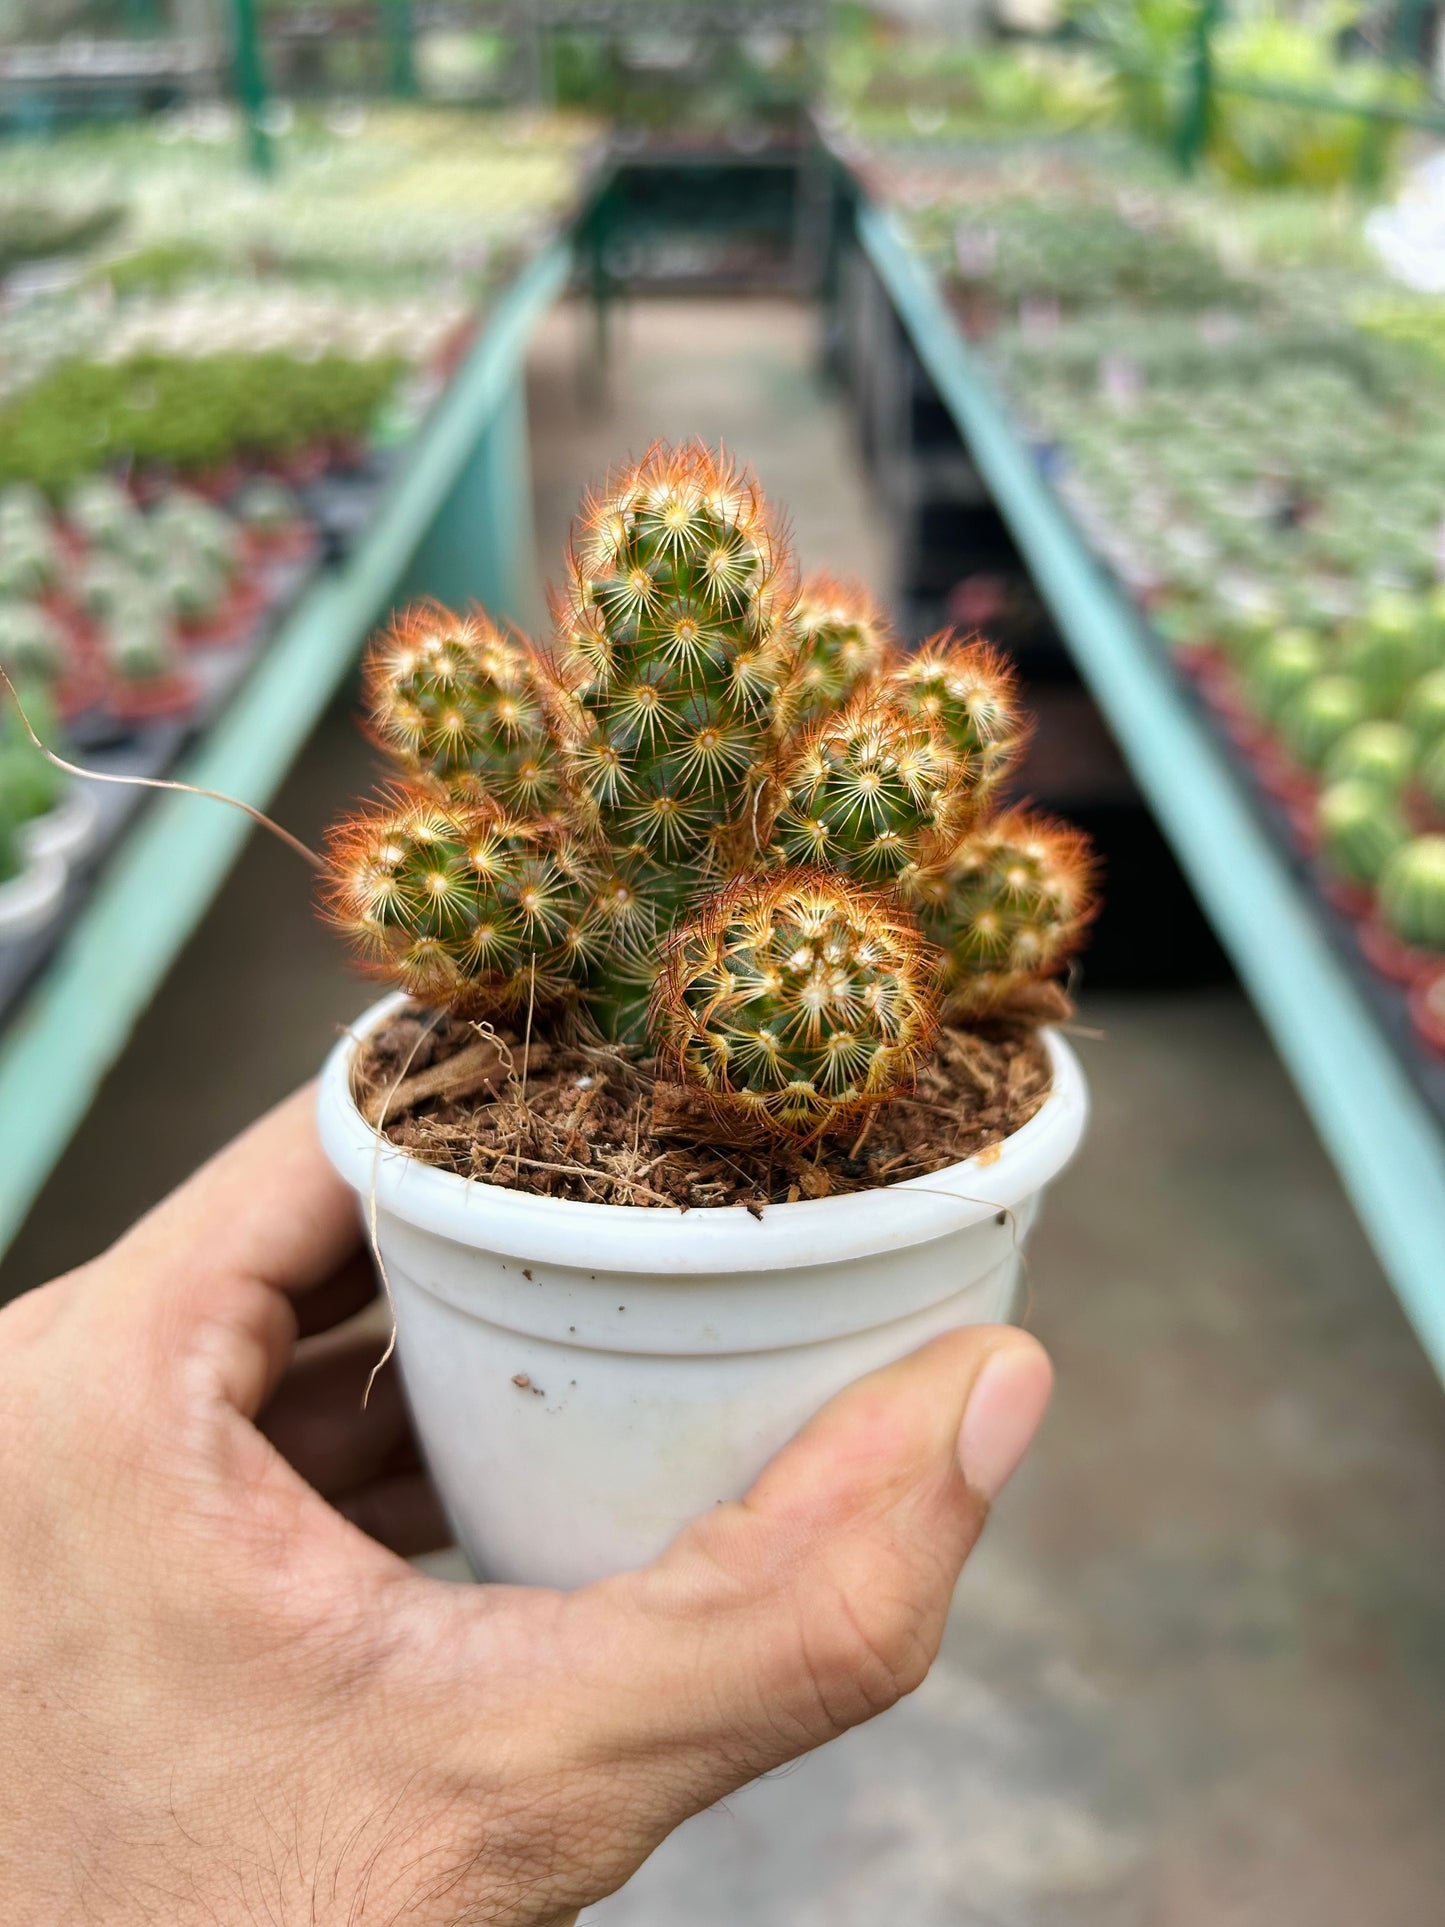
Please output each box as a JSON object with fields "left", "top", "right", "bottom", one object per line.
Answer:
{"left": 885, "top": 634, "right": 1025, "bottom": 798}
{"left": 363, "top": 602, "right": 565, "bottom": 818}
{"left": 920, "top": 811, "right": 1096, "bottom": 1018}
{"left": 772, "top": 691, "right": 966, "bottom": 892}
{"left": 321, "top": 443, "right": 1097, "bottom": 1139}
{"left": 551, "top": 438, "right": 795, "bottom": 1030}
{"left": 649, "top": 867, "right": 941, "bottom": 1139}
{"left": 322, "top": 788, "right": 594, "bottom": 1017}
{"left": 773, "top": 572, "right": 898, "bottom": 731}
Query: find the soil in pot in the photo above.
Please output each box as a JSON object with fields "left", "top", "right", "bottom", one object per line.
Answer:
{"left": 352, "top": 990, "right": 1066, "bottom": 1212}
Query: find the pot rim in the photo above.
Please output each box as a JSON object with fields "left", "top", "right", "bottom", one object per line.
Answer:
{"left": 318, "top": 991, "right": 1090, "bottom": 1275}
{"left": 0, "top": 848, "right": 66, "bottom": 939}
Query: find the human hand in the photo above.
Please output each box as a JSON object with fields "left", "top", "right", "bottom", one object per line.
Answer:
{"left": 0, "top": 1088, "right": 1053, "bottom": 1926}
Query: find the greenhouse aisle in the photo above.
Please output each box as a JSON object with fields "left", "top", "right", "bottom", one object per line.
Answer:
{"left": 8, "top": 298, "right": 1445, "bottom": 1925}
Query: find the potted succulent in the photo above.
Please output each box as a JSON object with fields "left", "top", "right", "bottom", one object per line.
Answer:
{"left": 0, "top": 682, "right": 99, "bottom": 870}
{"left": 102, "top": 592, "right": 196, "bottom": 724}
{"left": 1364, "top": 834, "right": 1445, "bottom": 987}
{"left": 0, "top": 789, "right": 66, "bottom": 946}
{"left": 316, "top": 443, "right": 1094, "bottom": 1589}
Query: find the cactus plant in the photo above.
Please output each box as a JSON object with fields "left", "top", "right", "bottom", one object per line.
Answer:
{"left": 915, "top": 811, "right": 1095, "bottom": 1018}
{"left": 103, "top": 595, "right": 178, "bottom": 684}
{"left": 323, "top": 442, "right": 1095, "bottom": 1141}
{"left": 1404, "top": 667, "right": 1445, "bottom": 743}
{"left": 1419, "top": 734, "right": 1445, "bottom": 816}
{"left": 773, "top": 573, "right": 897, "bottom": 729}
{"left": 0, "top": 521, "right": 59, "bottom": 599}
{"left": 68, "top": 477, "right": 140, "bottom": 551}
{"left": 1317, "top": 779, "right": 1409, "bottom": 888}
{"left": 1322, "top": 720, "right": 1415, "bottom": 795}
{"left": 0, "top": 600, "right": 65, "bottom": 680}
{"left": 1245, "top": 629, "right": 1324, "bottom": 725}
{"left": 649, "top": 868, "right": 941, "bottom": 1135}
{"left": 1343, "top": 593, "right": 1432, "bottom": 714}
{"left": 362, "top": 602, "right": 563, "bottom": 817}
{"left": 772, "top": 692, "right": 966, "bottom": 889}
{"left": 1379, "top": 836, "right": 1445, "bottom": 954}
{"left": 323, "top": 790, "right": 594, "bottom": 1017}
{"left": 887, "top": 634, "right": 1024, "bottom": 787}
{"left": 1279, "top": 674, "right": 1367, "bottom": 771}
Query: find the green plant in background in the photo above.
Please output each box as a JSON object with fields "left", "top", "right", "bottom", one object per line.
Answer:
{"left": 1379, "top": 835, "right": 1445, "bottom": 952}
{"left": 1069, "top": 0, "right": 1204, "bottom": 148}
{"left": 90, "top": 241, "right": 227, "bottom": 298}
{"left": 0, "top": 680, "right": 64, "bottom": 827}
{"left": 0, "top": 601, "right": 65, "bottom": 680}
{"left": 0, "top": 352, "right": 404, "bottom": 495}
{"left": 1209, "top": 2, "right": 1422, "bottom": 191}
{"left": 948, "top": 196, "right": 1246, "bottom": 314}
{"left": 1280, "top": 672, "right": 1366, "bottom": 768}
{"left": 828, "top": 24, "right": 1110, "bottom": 141}
{"left": 1323, "top": 719, "right": 1415, "bottom": 793}
{"left": 0, "top": 194, "right": 123, "bottom": 275}
{"left": 1246, "top": 629, "right": 1325, "bottom": 724}
{"left": 1317, "top": 776, "right": 1409, "bottom": 886}
{"left": 324, "top": 443, "right": 1095, "bottom": 1140}
{"left": 0, "top": 805, "right": 19, "bottom": 886}
{"left": 1072, "top": 0, "right": 1422, "bottom": 189}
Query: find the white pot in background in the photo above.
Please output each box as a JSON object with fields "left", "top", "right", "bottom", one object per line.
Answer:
{"left": 319, "top": 992, "right": 1088, "bottom": 1590}
{"left": 0, "top": 850, "right": 66, "bottom": 945}
{"left": 20, "top": 788, "right": 100, "bottom": 869}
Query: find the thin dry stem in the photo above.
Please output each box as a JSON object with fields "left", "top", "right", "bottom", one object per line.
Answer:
{"left": 0, "top": 668, "right": 324, "bottom": 871}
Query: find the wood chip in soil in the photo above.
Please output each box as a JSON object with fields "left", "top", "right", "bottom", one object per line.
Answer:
{"left": 351, "top": 991, "right": 1065, "bottom": 1214}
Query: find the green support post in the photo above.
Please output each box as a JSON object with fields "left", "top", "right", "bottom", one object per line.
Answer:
{"left": 384, "top": 0, "right": 417, "bottom": 99}
{"left": 230, "top": 0, "right": 274, "bottom": 176}
{"left": 1173, "top": 0, "right": 1221, "bottom": 174}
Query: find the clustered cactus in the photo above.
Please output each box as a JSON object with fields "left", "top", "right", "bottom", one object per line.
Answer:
{"left": 325, "top": 442, "right": 1094, "bottom": 1140}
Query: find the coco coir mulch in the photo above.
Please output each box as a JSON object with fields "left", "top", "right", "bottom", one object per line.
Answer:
{"left": 351, "top": 983, "right": 1069, "bottom": 1214}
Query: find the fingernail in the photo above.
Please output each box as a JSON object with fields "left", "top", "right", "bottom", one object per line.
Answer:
{"left": 957, "top": 1341, "right": 1054, "bottom": 1501}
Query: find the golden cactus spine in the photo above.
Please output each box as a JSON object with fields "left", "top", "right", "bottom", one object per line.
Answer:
{"left": 649, "top": 868, "right": 941, "bottom": 1138}
{"left": 322, "top": 790, "right": 593, "bottom": 1017}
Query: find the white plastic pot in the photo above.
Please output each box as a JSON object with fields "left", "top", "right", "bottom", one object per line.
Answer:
{"left": 0, "top": 849, "right": 66, "bottom": 945}
{"left": 319, "top": 993, "right": 1088, "bottom": 1590}
{"left": 20, "top": 788, "right": 100, "bottom": 869}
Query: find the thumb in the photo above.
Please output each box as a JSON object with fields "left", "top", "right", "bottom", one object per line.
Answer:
{"left": 563, "top": 1325, "right": 1053, "bottom": 1807}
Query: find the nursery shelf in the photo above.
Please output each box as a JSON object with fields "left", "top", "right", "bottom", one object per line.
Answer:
{"left": 857, "top": 201, "right": 1445, "bottom": 1384}
{"left": 0, "top": 236, "right": 570, "bottom": 1262}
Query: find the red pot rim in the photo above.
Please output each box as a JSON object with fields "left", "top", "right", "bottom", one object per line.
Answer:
{"left": 1359, "top": 915, "right": 1445, "bottom": 988}
{"left": 108, "top": 672, "right": 198, "bottom": 724}
{"left": 1253, "top": 742, "right": 1319, "bottom": 810}
{"left": 1408, "top": 974, "right": 1445, "bottom": 1057}
{"left": 1319, "top": 873, "right": 1375, "bottom": 922}
{"left": 178, "top": 578, "right": 268, "bottom": 650}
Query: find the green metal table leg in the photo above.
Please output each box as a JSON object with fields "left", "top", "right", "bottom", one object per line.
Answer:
{"left": 230, "top": 0, "right": 274, "bottom": 177}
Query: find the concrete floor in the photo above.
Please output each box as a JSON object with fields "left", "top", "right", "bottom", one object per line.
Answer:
{"left": 10, "top": 299, "right": 1445, "bottom": 1924}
